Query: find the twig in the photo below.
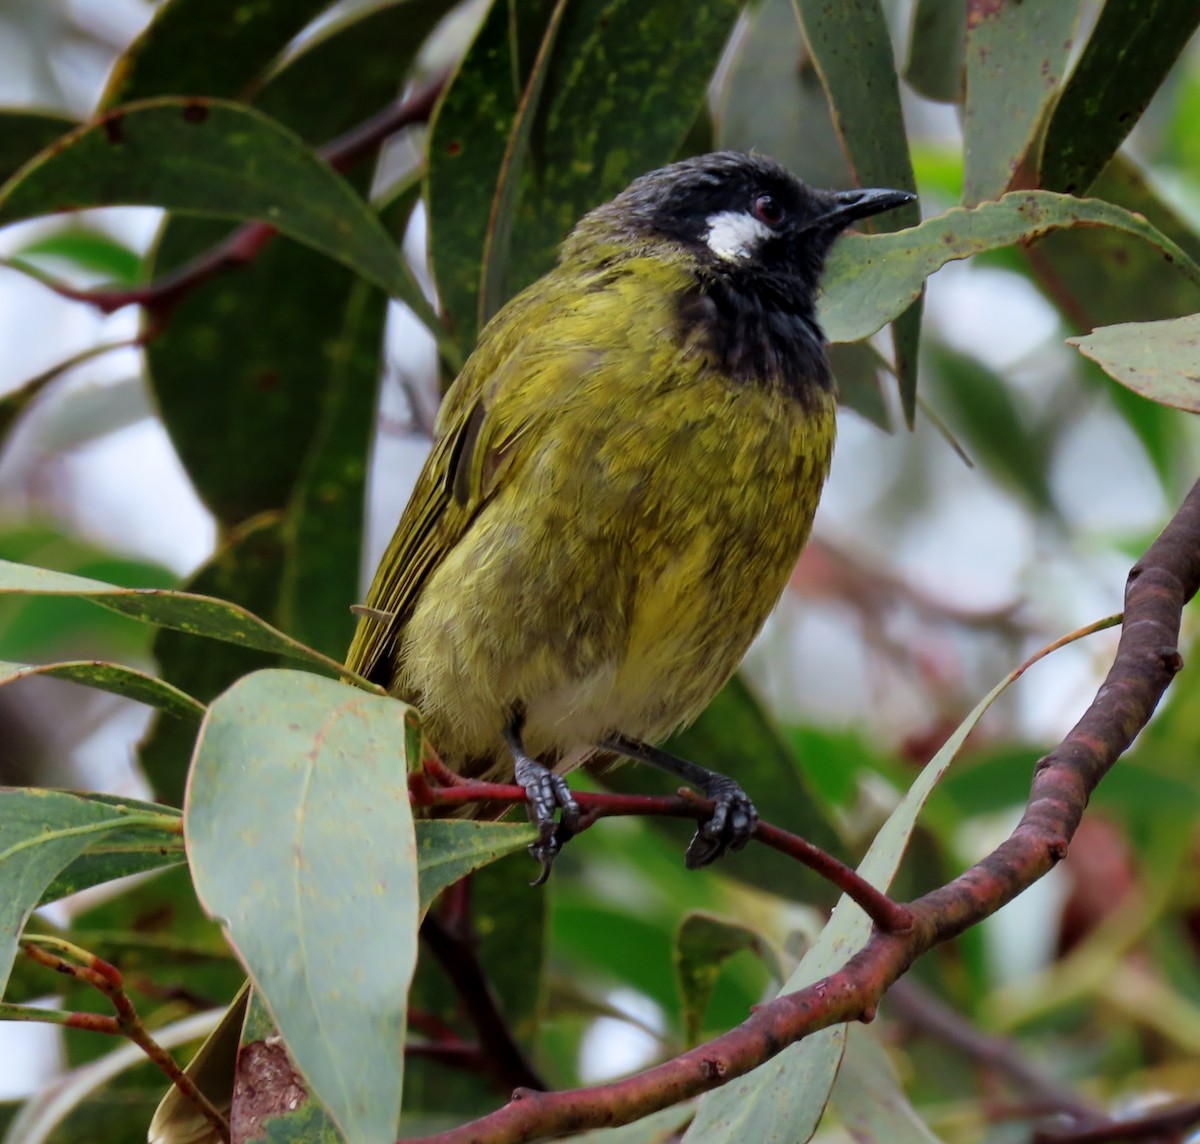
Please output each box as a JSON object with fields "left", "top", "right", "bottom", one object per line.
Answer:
{"left": 21, "top": 936, "right": 231, "bottom": 1144}
{"left": 1031, "top": 1098, "right": 1200, "bottom": 1143}
{"left": 397, "top": 477, "right": 1200, "bottom": 1144}
{"left": 420, "top": 912, "right": 548, "bottom": 1094}
{"left": 886, "top": 978, "right": 1102, "bottom": 1126}
{"left": 412, "top": 764, "right": 913, "bottom": 934}
{"left": 21, "top": 73, "right": 447, "bottom": 323}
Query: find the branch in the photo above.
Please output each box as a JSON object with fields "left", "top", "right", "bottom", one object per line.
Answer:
{"left": 886, "top": 978, "right": 1103, "bottom": 1126}
{"left": 22, "top": 936, "right": 231, "bottom": 1144}
{"left": 413, "top": 759, "right": 912, "bottom": 934}
{"left": 400, "top": 477, "right": 1200, "bottom": 1144}
{"left": 420, "top": 883, "right": 548, "bottom": 1094}
{"left": 22, "top": 74, "right": 447, "bottom": 323}
{"left": 1031, "top": 1098, "right": 1200, "bottom": 1144}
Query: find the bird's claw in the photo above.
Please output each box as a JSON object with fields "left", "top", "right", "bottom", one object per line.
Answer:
{"left": 514, "top": 757, "right": 580, "bottom": 884}
{"left": 684, "top": 775, "right": 758, "bottom": 869}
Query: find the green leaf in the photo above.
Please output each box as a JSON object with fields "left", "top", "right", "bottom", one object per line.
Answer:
{"left": 186, "top": 669, "right": 418, "bottom": 1144}
{"left": 792, "top": 0, "right": 922, "bottom": 425}
{"left": 829, "top": 1025, "right": 941, "bottom": 1143}
{"left": 792, "top": 0, "right": 918, "bottom": 204}
{"left": 0, "top": 98, "right": 411, "bottom": 302}
{"left": 38, "top": 794, "right": 184, "bottom": 906}
{"left": 676, "top": 912, "right": 782, "bottom": 1047}
{"left": 14, "top": 226, "right": 141, "bottom": 284}
{"left": 0, "top": 341, "right": 132, "bottom": 449}
{"left": 1027, "top": 156, "right": 1200, "bottom": 330}
{"left": 0, "top": 556, "right": 365, "bottom": 683}
{"left": 426, "top": 0, "right": 557, "bottom": 351}
{"left": 254, "top": 0, "right": 455, "bottom": 142}
{"left": 0, "top": 790, "right": 173, "bottom": 995}
{"left": 1068, "top": 314, "right": 1200, "bottom": 413}
{"left": 0, "top": 657, "right": 204, "bottom": 721}
{"left": 494, "top": 0, "right": 742, "bottom": 314}
{"left": 829, "top": 341, "right": 889, "bottom": 430}
{"left": 0, "top": 109, "right": 76, "bottom": 184}
{"left": 415, "top": 821, "right": 537, "bottom": 912}
{"left": 101, "top": 0, "right": 332, "bottom": 105}
{"left": 149, "top": 984, "right": 250, "bottom": 1144}
{"left": 477, "top": 0, "right": 572, "bottom": 327}
{"left": 903, "top": 0, "right": 966, "bottom": 104}
{"left": 819, "top": 190, "right": 1200, "bottom": 346}
{"left": 685, "top": 644, "right": 1070, "bottom": 1142}
{"left": 277, "top": 270, "right": 390, "bottom": 656}
{"left": 1039, "top": 0, "right": 1200, "bottom": 195}
{"left": 961, "top": 0, "right": 1082, "bottom": 206}
{"left": 138, "top": 514, "right": 291, "bottom": 806}
{"left": 716, "top": 0, "right": 852, "bottom": 192}
{"left": 428, "top": 0, "right": 740, "bottom": 352}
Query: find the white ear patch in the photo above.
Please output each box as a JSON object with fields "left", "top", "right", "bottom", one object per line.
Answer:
{"left": 704, "top": 210, "right": 774, "bottom": 260}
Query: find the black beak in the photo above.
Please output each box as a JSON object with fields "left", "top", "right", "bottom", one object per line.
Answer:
{"left": 822, "top": 187, "right": 916, "bottom": 230}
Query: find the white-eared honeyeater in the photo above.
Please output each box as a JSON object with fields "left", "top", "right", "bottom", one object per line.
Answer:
{"left": 346, "top": 151, "right": 913, "bottom": 880}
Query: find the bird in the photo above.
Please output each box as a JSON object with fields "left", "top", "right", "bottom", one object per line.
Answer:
{"left": 346, "top": 150, "right": 913, "bottom": 881}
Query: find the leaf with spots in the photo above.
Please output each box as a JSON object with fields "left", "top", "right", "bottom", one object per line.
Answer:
{"left": 1068, "top": 315, "right": 1200, "bottom": 414}
{"left": 0, "top": 657, "right": 204, "bottom": 721}
{"left": 1039, "top": 0, "right": 1200, "bottom": 196}
{"left": 186, "top": 668, "right": 419, "bottom": 1144}
{"left": 819, "top": 191, "right": 1200, "bottom": 346}
{"left": 962, "top": 0, "right": 1083, "bottom": 206}
{"left": 0, "top": 98, "right": 410, "bottom": 302}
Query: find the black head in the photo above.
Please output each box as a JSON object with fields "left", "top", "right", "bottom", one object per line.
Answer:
{"left": 567, "top": 152, "right": 914, "bottom": 403}
{"left": 571, "top": 151, "right": 913, "bottom": 293}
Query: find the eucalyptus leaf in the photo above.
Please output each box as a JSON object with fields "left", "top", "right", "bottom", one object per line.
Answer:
{"left": 0, "top": 557, "right": 365, "bottom": 684}
{"left": 1039, "top": 0, "right": 1200, "bottom": 195}
{"left": 0, "top": 98, "right": 412, "bottom": 305}
{"left": 1068, "top": 315, "right": 1200, "bottom": 414}
{"left": 0, "top": 790, "right": 176, "bottom": 996}
{"left": 961, "top": 0, "right": 1082, "bottom": 205}
{"left": 186, "top": 669, "right": 419, "bottom": 1144}
{"left": 100, "top": 0, "right": 331, "bottom": 105}
{"left": 0, "top": 657, "right": 204, "bottom": 721}
{"left": 820, "top": 191, "right": 1200, "bottom": 346}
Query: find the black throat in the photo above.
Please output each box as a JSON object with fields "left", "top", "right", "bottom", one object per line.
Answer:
{"left": 675, "top": 265, "right": 834, "bottom": 408}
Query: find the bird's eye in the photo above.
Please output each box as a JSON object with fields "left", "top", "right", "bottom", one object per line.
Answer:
{"left": 752, "top": 193, "right": 785, "bottom": 227}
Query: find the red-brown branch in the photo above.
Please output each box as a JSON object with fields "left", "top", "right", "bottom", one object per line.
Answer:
{"left": 399, "top": 477, "right": 1200, "bottom": 1144}
{"left": 411, "top": 761, "right": 912, "bottom": 934}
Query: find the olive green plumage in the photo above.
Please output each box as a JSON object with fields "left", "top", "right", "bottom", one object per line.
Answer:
{"left": 345, "top": 151, "right": 910, "bottom": 842}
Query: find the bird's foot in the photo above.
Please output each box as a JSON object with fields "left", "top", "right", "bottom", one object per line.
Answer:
{"left": 514, "top": 756, "right": 581, "bottom": 885}
{"left": 685, "top": 774, "right": 758, "bottom": 869}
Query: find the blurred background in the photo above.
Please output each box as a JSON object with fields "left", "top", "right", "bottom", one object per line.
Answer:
{"left": 1, "top": 0, "right": 1199, "bottom": 1138}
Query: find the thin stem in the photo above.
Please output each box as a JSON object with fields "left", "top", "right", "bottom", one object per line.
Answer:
{"left": 21, "top": 939, "right": 231, "bottom": 1144}
{"left": 420, "top": 911, "right": 548, "bottom": 1094}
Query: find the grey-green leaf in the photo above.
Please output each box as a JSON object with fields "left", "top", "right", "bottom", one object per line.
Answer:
{"left": 186, "top": 669, "right": 418, "bottom": 1144}
{"left": 685, "top": 656, "right": 1044, "bottom": 1142}
{"left": 820, "top": 191, "right": 1200, "bottom": 346}
{"left": 0, "top": 558, "right": 365, "bottom": 684}
{"left": 0, "top": 658, "right": 204, "bottom": 721}
{"left": 962, "top": 0, "right": 1082, "bottom": 206}
{"left": 0, "top": 790, "right": 172, "bottom": 996}
{"left": 1068, "top": 315, "right": 1200, "bottom": 414}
